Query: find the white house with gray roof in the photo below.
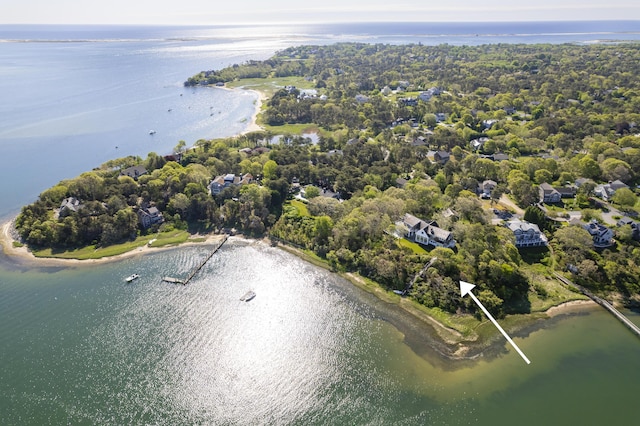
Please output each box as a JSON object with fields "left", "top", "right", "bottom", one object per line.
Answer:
{"left": 506, "top": 219, "right": 548, "bottom": 247}
{"left": 403, "top": 213, "right": 455, "bottom": 249}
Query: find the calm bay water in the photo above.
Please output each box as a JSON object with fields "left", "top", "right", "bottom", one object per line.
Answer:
{"left": 1, "top": 22, "right": 640, "bottom": 424}
{"left": 1, "top": 241, "right": 639, "bottom": 424}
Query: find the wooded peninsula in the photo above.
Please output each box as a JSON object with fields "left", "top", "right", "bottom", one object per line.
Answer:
{"left": 13, "top": 42, "right": 640, "bottom": 328}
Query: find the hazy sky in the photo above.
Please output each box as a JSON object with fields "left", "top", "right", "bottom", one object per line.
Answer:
{"left": 1, "top": 0, "right": 639, "bottom": 25}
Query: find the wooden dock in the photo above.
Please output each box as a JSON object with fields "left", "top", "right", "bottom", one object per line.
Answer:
{"left": 162, "top": 276, "right": 184, "bottom": 284}
{"left": 554, "top": 272, "right": 640, "bottom": 339}
{"left": 162, "top": 235, "right": 228, "bottom": 286}
{"left": 402, "top": 257, "right": 437, "bottom": 295}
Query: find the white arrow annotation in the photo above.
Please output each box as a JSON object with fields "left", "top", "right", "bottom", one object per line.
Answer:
{"left": 460, "top": 280, "right": 531, "bottom": 365}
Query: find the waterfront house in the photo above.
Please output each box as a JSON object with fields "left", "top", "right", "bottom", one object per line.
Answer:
{"left": 138, "top": 206, "right": 164, "bottom": 229}
{"left": 59, "top": 197, "right": 81, "bottom": 217}
{"left": 120, "top": 165, "right": 147, "bottom": 180}
{"left": 506, "top": 219, "right": 548, "bottom": 247}
{"left": 403, "top": 213, "right": 455, "bottom": 249}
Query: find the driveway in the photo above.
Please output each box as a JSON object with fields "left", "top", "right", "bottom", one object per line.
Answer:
{"left": 498, "top": 194, "right": 525, "bottom": 215}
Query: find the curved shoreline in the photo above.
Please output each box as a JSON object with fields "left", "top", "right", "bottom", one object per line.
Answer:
{"left": 0, "top": 220, "right": 226, "bottom": 267}
{"left": 1, "top": 217, "right": 598, "bottom": 362}
{"left": 217, "top": 85, "right": 265, "bottom": 135}
{"left": 273, "top": 241, "right": 598, "bottom": 361}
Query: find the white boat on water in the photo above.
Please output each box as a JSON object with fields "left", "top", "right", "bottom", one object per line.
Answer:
{"left": 125, "top": 274, "right": 140, "bottom": 283}
{"left": 240, "top": 290, "right": 256, "bottom": 302}
{"left": 149, "top": 130, "right": 156, "bottom": 135}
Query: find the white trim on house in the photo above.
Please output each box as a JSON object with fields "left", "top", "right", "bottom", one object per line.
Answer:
{"left": 506, "top": 219, "right": 548, "bottom": 247}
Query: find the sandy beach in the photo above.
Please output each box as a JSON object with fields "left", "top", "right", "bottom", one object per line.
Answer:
{"left": 216, "top": 85, "right": 266, "bottom": 135}
{"left": 0, "top": 220, "right": 226, "bottom": 267}
{"left": 242, "top": 88, "right": 265, "bottom": 134}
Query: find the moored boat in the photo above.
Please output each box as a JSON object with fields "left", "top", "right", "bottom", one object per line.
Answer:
{"left": 240, "top": 290, "right": 256, "bottom": 302}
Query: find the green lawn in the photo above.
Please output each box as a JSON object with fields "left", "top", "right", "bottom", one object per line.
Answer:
{"left": 289, "top": 199, "right": 310, "bottom": 217}
{"left": 226, "top": 76, "right": 316, "bottom": 98}
{"left": 397, "top": 238, "right": 428, "bottom": 254}
{"left": 261, "top": 123, "right": 322, "bottom": 135}
{"left": 32, "top": 230, "right": 190, "bottom": 260}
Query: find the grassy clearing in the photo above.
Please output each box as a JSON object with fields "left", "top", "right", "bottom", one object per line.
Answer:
{"left": 226, "top": 76, "right": 316, "bottom": 98}
{"left": 396, "top": 238, "right": 428, "bottom": 254}
{"left": 289, "top": 199, "right": 310, "bottom": 217}
{"left": 261, "top": 123, "right": 322, "bottom": 135}
{"left": 148, "top": 231, "right": 190, "bottom": 247}
{"left": 32, "top": 230, "right": 190, "bottom": 260}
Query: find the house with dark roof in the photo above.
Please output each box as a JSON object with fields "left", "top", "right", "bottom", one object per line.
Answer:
{"left": 539, "top": 183, "right": 561, "bottom": 203}
{"left": 575, "top": 177, "right": 594, "bottom": 188}
{"left": 120, "top": 165, "right": 147, "bottom": 180}
{"left": 209, "top": 173, "right": 254, "bottom": 195}
{"left": 395, "top": 177, "right": 408, "bottom": 188}
{"left": 138, "top": 206, "right": 164, "bottom": 229}
{"left": 59, "top": 197, "right": 81, "bottom": 217}
{"left": 582, "top": 220, "right": 615, "bottom": 248}
{"left": 617, "top": 216, "right": 640, "bottom": 240}
{"left": 402, "top": 213, "right": 455, "bottom": 248}
{"left": 539, "top": 182, "right": 576, "bottom": 203}
{"left": 594, "top": 180, "right": 629, "bottom": 201}
{"left": 434, "top": 151, "right": 450, "bottom": 164}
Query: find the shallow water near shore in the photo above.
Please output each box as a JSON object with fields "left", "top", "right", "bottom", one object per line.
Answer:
{"left": 1, "top": 239, "right": 639, "bottom": 424}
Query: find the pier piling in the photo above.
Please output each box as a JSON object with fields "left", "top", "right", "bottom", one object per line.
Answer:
{"left": 162, "top": 235, "right": 228, "bottom": 286}
{"left": 555, "top": 273, "right": 640, "bottom": 339}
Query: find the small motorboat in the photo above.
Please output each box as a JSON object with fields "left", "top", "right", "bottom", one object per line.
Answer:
{"left": 125, "top": 274, "right": 140, "bottom": 283}
{"left": 240, "top": 290, "right": 256, "bottom": 302}
{"left": 149, "top": 130, "right": 156, "bottom": 135}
